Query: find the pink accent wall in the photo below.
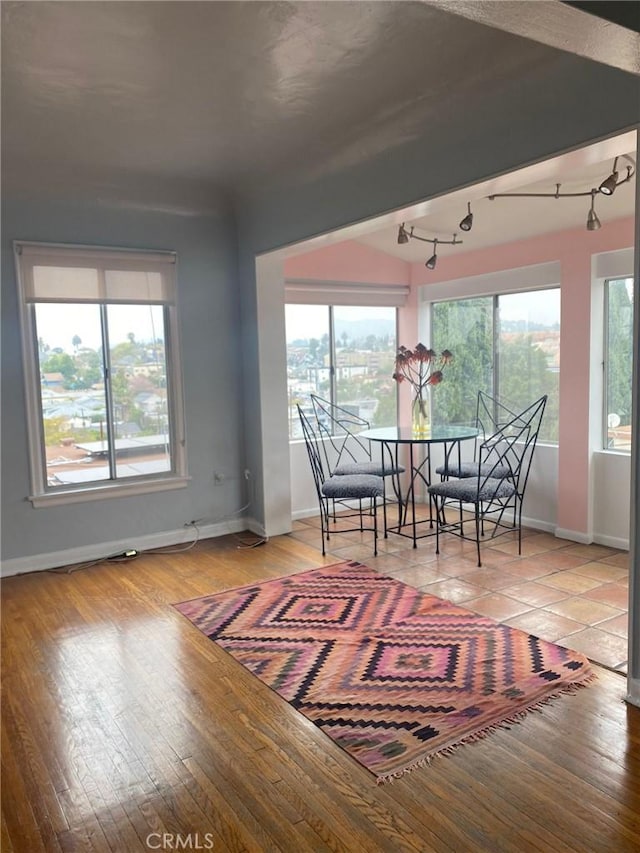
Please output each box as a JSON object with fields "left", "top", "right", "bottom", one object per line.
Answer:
{"left": 284, "top": 216, "right": 634, "bottom": 536}
{"left": 285, "top": 239, "right": 410, "bottom": 284}
{"left": 412, "top": 217, "right": 634, "bottom": 535}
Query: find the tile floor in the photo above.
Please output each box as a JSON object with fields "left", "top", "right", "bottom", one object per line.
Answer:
{"left": 289, "top": 507, "right": 630, "bottom": 673}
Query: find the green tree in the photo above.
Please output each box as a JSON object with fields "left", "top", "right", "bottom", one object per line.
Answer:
{"left": 41, "top": 352, "right": 76, "bottom": 385}
{"left": 607, "top": 279, "right": 633, "bottom": 429}
{"left": 431, "top": 297, "right": 493, "bottom": 425}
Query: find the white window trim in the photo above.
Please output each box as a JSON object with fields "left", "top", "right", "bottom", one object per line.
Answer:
{"left": 594, "top": 248, "right": 635, "bottom": 455}
{"left": 14, "top": 240, "right": 188, "bottom": 506}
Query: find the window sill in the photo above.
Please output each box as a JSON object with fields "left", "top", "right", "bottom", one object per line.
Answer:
{"left": 29, "top": 475, "right": 190, "bottom": 508}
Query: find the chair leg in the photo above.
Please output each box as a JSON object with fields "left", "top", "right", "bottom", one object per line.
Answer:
{"left": 435, "top": 496, "right": 441, "bottom": 556}
{"left": 474, "top": 503, "right": 482, "bottom": 567}
{"left": 373, "top": 499, "right": 378, "bottom": 556}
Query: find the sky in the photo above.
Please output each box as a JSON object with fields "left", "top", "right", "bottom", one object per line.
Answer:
{"left": 36, "top": 304, "right": 164, "bottom": 352}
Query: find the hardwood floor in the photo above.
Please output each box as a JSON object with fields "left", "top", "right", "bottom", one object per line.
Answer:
{"left": 2, "top": 532, "right": 639, "bottom": 852}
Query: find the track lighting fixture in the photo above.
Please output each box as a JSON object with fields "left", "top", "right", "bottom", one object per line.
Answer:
{"left": 397, "top": 224, "right": 463, "bottom": 270}
{"left": 459, "top": 202, "right": 473, "bottom": 232}
{"left": 598, "top": 157, "right": 622, "bottom": 196}
{"left": 425, "top": 242, "right": 438, "bottom": 269}
{"left": 397, "top": 224, "right": 410, "bottom": 244}
{"left": 487, "top": 154, "right": 635, "bottom": 232}
{"left": 586, "top": 191, "right": 601, "bottom": 231}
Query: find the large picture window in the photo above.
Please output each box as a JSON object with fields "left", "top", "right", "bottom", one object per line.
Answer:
{"left": 285, "top": 304, "right": 397, "bottom": 438}
{"left": 15, "top": 242, "right": 186, "bottom": 503}
{"left": 431, "top": 289, "right": 560, "bottom": 443}
{"left": 604, "top": 277, "right": 634, "bottom": 451}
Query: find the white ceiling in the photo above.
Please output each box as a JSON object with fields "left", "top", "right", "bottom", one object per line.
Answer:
{"left": 1, "top": 1, "right": 637, "bottom": 252}
{"left": 354, "top": 136, "right": 637, "bottom": 262}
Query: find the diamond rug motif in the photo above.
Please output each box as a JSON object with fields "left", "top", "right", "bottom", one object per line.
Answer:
{"left": 174, "top": 561, "right": 594, "bottom": 783}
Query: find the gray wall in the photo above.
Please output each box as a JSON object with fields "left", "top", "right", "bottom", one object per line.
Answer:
{"left": 1, "top": 195, "right": 244, "bottom": 565}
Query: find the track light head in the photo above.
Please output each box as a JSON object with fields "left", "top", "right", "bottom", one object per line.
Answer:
{"left": 397, "top": 224, "right": 409, "bottom": 244}
{"left": 425, "top": 240, "right": 438, "bottom": 269}
{"left": 459, "top": 202, "right": 473, "bottom": 232}
{"left": 586, "top": 193, "right": 601, "bottom": 231}
{"left": 599, "top": 158, "right": 619, "bottom": 196}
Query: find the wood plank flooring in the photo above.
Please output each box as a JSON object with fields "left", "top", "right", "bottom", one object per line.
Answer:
{"left": 2, "top": 532, "right": 639, "bottom": 852}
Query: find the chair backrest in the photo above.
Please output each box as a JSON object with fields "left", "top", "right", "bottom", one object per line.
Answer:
{"left": 310, "top": 395, "right": 372, "bottom": 475}
{"left": 474, "top": 391, "right": 522, "bottom": 457}
{"left": 297, "top": 404, "right": 329, "bottom": 499}
{"left": 478, "top": 395, "right": 547, "bottom": 495}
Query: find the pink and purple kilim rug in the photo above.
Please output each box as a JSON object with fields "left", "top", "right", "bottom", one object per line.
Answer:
{"left": 175, "top": 561, "right": 594, "bottom": 783}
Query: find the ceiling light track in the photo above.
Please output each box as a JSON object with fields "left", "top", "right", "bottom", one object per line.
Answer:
{"left": 487, "top": 155, "right": 635, "bottom": 232}
{"left": 397, "top": 225, "right": 463, "bottom": 270}
{"left": 397, "top": 155, "right": 635, "bottom": 268}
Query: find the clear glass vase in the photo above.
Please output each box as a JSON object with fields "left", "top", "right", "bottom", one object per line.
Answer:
{"left": 412, "top": 389, "right": 431, "bottom": 436}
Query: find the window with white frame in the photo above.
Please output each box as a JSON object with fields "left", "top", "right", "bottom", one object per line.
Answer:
{"left": 15, "top": 242, "right": 187, "bottom": 504}
{"left": 431, "top": 288, "right": 560, "bottom": 443}
{"left": 604, "top": 276, "right": 634, "bottom": 451}
{"left": 285, "top": 304, "right": 397, "bottom": 439}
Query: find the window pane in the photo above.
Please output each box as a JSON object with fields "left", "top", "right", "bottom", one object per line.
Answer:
{"left": 35, "top": 303, "right": 109, "bottom": 487}
{"left": 606, "top": 278, "right": 633, "bottom": 451}
{"left": 431, "top": 297, "right": 493, "bottom": 425}
{"left": 107, "top": 305, "right": 171, "bottom": 476}
{"left": 285, "top": 305, "right": 331, "bottom": 438}
{"left": 497, "top": 290, "right": 560, "bottom": 443}
{"left": 333, "top": 306, "right": 397, "bottom": 428}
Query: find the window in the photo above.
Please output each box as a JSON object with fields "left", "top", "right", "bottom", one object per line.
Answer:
{"left": 431, "top": 289, "right": 560, "bottom": 442}
{"left": 604, "top": 277, "right": 634, "bottom": 451}
{"left": 15, "top": 242, "right": 187, "bottom": 504}
{"left": 285, "top": 304, "right": 397, "bottom": 438}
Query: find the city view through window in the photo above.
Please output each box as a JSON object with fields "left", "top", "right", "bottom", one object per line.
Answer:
{"left": 286, "top": 305, "right": 397, "bottom": 439}
{"left": 35, "top": 302, "right": 172, "bottom": 488}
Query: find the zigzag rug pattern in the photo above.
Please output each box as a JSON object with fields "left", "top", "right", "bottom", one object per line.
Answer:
{"left": 174, "top": 561, "right": 594, "bottom": 783}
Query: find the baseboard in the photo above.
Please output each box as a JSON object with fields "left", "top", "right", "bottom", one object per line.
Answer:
{"left": 0, "top": 518, "right": 247, "bottom": 577}
{"left": 592, "top": 533, "right": 630, "bottom": 551}
{"left": 554, "top": 527, "right": 593, "bottom": 545}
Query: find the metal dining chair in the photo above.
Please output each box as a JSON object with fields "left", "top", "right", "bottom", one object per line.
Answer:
{"left": 298, "top": 405, "right": 384, "bottom": 556}
{"left": 428, "top": 395, "right": 547, "bottom": 566}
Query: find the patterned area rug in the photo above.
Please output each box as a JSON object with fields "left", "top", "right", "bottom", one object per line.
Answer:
{"left": 174, "top": 561, "right": 594, "bottom": 783}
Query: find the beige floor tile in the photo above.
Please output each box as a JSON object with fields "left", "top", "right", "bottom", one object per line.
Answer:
{"left": 490, "top": 558, "right": 555, "bottom": 580}
{"left": 572, "top": 562, "right": 629, "bottom": 583}
{"left": 462, "top": 566, "right": 534, "bottom": 591}
{"left": 559, "top": 543, "right": 620, "bottom": 560}
{"left": 555, "top": 627, "right": 628, "bottom": 668}
{"left": 500, "top": 581, "right": 571, "bottom": 607}
{"left": 429, "top": 556, "right": 483, "bottom": 576}
{"left": 534, "top": 551, "right": 592, "bottom": 571}
{"left": 597, "top": 612, "right": 629, "bottom": 639}
{"left": 545, "top": 597, "right": 623, "bottom": 625}
{"left": 490, "top": 538, "right": 557, "bottom": 558}
{"left": 598, "top": 551, "right": 630, "bottom": 569}
{"left": 367, "top": 553, "right": 416, "bottom": 572}
{"left": 582, "top": 583, "right": 630, "bottom": 610}
{"left": 538, "top": 572, "right": 604, "bottom": 594}
{"left": 421, "top": 578, "right": 489, "bottom": 604}
{"left": 505, "top": 609, "right": 585, "bottom": 641}
{"left": 386, "top": 564, "right": 450, "bottom": 587}
{"left": 463, "top": 593, "right": 533, "bottom": 621}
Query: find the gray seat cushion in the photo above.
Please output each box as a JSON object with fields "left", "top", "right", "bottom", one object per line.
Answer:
{"left": 335, "top": 461, "right": 405, "bottom": 477}
{"left": 429, "top": 476, "right": 516, "bottom": 502}
{"left": 435, "top": 461, "right": 511, "bottom": 479}
{"left": 322, "top": 474, "right": 385, "bottom": 499}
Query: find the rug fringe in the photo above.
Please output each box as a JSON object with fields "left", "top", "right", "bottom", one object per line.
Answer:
{"left": 376, "top": 674, "right": 597, "bottom": 785}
